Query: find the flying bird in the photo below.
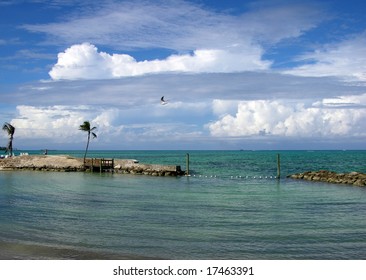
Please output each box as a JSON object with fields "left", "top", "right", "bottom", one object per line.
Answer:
{"left": 161, "top": 96, "right": 168, "bottom": 105}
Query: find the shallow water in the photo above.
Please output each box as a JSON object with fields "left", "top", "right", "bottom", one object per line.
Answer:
{"left": 1, "top": 150, "right": 366, "bottom": 259}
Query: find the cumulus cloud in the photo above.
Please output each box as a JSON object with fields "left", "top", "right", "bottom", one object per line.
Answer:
{"left": 208, "top": 95, "right": 366, "bottom": 138}
{"left": 24, "top": 0, "right": 326, "bottom": 80}
{"left": 49, "top": 43, "right": 270, "bottom": 80}
{"left": 4, "top": 69, "right": 366, "bottom": 149}
{"left": 8, "top": 102, "right": 208, "bottom": 148}
{"left": 284, "top": 33, "right": 366, "bottom": 81}
{"left": 11, "top": 105, "right": 122, "bottom": 142}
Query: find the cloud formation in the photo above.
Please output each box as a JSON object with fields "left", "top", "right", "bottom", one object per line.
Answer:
{"left": 49, "top": 43, "right": 270, "bottom": 80}
{"left": 23, "top": 1, "right": 324, "bottom": 51}
{"left": 7, "top": 105, "right": 208, "bottom": 150}
{"left": 22, "top": 0, "right": 327, "bottom": 80}
{"left": 8, "top": 91, "right": 366, "bottom": 149}
{"left": 208, "top": 95, "right": 366, "bottom": 138}
{"left": 3, "top": 1, "right": 365, "bottom": 149}
{"left": 11, "top": 105, "right": 122, "bottom": 144}
{"left": 42, "top": 1, "right": 365, "bottom": 81}
{"left": 285, "top": 33, "right": 366, "bottom": 81}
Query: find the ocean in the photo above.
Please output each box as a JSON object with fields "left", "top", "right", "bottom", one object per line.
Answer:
{"left": 0, "top": 150, "right": 366, "bottom": 259}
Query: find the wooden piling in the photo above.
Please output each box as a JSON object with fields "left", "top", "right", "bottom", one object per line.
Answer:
{"left": 186, "top": 153, "right": 190, "bottom": 176}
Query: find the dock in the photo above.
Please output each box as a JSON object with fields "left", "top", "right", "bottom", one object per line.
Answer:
{"left": 84, "top": 158, "right": 115, "bottom": 173}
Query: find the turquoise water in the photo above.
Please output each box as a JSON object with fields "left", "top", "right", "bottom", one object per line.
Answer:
{"left": 1, "top": 150, "right": 366, "bottom": 259}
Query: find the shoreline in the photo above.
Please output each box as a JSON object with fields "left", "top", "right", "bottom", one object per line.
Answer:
{"left": 0, "top": 240, "right": 159, "bottom": 260}
{"left": 0, "top": 154, "right": 184, "bottom": 176}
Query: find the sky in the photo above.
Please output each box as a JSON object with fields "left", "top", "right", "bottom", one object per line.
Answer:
{"left": 0, "top": 0, "right": 365, "bottom": 150}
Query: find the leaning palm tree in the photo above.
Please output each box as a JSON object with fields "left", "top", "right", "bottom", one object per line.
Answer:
{"left": 79, "top": 121, "right": 97, "bottom": 164}
{"left": 2, "top": 122, "right": 15, "bottom": 157}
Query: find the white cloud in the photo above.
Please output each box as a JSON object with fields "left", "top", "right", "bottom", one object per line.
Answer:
{"left": 49, "top": 43, "right": 270, "bottom": 80}
{"left": 284, "top": 33, "right": 366, "bottom": 81}
{"left": 8, "top": 102, "right": 208, "bottom": 148}
{"left": 24, "top": 1, "right": 327, "bottom": 80}
{"left": 10, "top": 105, "right": 123, "bottom": 143}
{"left": 314, "top": 93, "right": 366, "bottom": 107}
{"left": 4, "top": 72, "right": 366, "bottom": 149}
{"left": 208, "top": 95, "right": 366, "bottom": 138}
{"left": 23, "top": 1, "right": 324, "bottom": 51}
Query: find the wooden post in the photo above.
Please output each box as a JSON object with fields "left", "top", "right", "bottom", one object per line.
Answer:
{"left": 186, "top": 153, "right": 190, "bottom": 176}
{"left": 100, "top": 158, "right": 103, "bottom": 174}
{"left": 277, "top": 153, "right": 281, "bottom": 179}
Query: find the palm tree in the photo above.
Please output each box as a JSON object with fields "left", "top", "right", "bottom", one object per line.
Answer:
{"left": 79, "top": 121, "right": 97, "bottom": 164}
{"left": 2, "top": 122, "right": 15, "bottom": 157}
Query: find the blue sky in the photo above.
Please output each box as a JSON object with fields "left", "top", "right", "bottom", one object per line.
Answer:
{"left": 0, "top": 0, "right": 365, "bottom": 150}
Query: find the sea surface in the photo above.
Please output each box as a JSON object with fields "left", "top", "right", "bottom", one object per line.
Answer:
{"left": 0, "top": 150, "right": 366, "bottom": 259}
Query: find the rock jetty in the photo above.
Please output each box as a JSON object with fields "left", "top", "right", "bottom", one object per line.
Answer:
{"left": 288, "top": 170, "right": 366, "bottom": 187}
{"left": 0, "top": 155, "right": 184, "bottom": 176}
{"left": 114, "top": 159, "right": 184, "bottom": 176}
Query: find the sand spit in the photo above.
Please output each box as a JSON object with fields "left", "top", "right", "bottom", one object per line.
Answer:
{"left": 0, "top": 155, "right": 184, "bottom": 176}
{"left": 288, "top": 170, "right": 366, "bottom": 187}
{"left": 0, "top": 155, "right": 84, "bottom": 172}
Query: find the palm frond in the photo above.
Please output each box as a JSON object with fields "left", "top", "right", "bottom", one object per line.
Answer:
{"left": 79, "top": 121, "right": 91, "bottom": 131}
{"left": 2, "top": 122, "right": 15, "bottom": 135}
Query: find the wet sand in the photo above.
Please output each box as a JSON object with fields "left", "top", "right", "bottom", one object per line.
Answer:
{"left": 0, "top": 240, "right": 159, "bottom": 260}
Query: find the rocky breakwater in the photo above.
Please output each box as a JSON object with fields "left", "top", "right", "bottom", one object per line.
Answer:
{"left": 288, "top": 170, "right": 366, "bottom": 187}
{"left": 0, "top": 155, "right": 84, "bottom": 172}
{"left": 114, "top": 159, "right": 184, "bottom": 176}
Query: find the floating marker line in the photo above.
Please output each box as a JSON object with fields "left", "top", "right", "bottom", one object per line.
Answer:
{"left": 190, "top": 174, "right": 278, "bottom": 180}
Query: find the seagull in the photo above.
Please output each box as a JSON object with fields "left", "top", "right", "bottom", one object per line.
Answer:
{"left": 161, "top": 96, "right": 168, "bottom": 105}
